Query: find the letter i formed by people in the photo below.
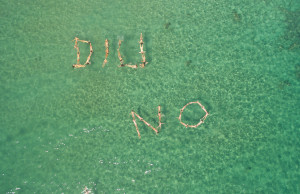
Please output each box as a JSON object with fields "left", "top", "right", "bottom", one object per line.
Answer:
{"left": 102, "top": 39, "right": 109, "bottom": 68}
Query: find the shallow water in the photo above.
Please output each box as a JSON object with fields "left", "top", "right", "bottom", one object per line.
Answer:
{"left": 0, "top": 0, "right": 299, "bottom": 193}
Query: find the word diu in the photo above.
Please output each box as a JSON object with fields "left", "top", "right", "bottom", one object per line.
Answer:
{"left": 72, "top": 33, "right": 147, "bottom": 69}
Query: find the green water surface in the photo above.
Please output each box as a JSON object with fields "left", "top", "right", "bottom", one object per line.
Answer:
{"left": 0, "top": 0, "right": 299, "bottom": 193}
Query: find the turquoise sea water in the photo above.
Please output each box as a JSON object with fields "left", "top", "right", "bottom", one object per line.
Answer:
{"left": 1, "top": 0, "right": 299, "bottom": 193}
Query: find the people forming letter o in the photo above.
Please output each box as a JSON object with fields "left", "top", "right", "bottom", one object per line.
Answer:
{"left": 178, "top": 101, "right": 209, "bottom": 128}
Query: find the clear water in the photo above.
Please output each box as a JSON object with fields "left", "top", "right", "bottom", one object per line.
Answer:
{"left": 0, "top": 0, "right": 299, "bottom": 193}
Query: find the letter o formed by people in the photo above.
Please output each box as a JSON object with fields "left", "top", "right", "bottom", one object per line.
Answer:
{"left": 178, "top": 101, "right": 209, "bottom": 128}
